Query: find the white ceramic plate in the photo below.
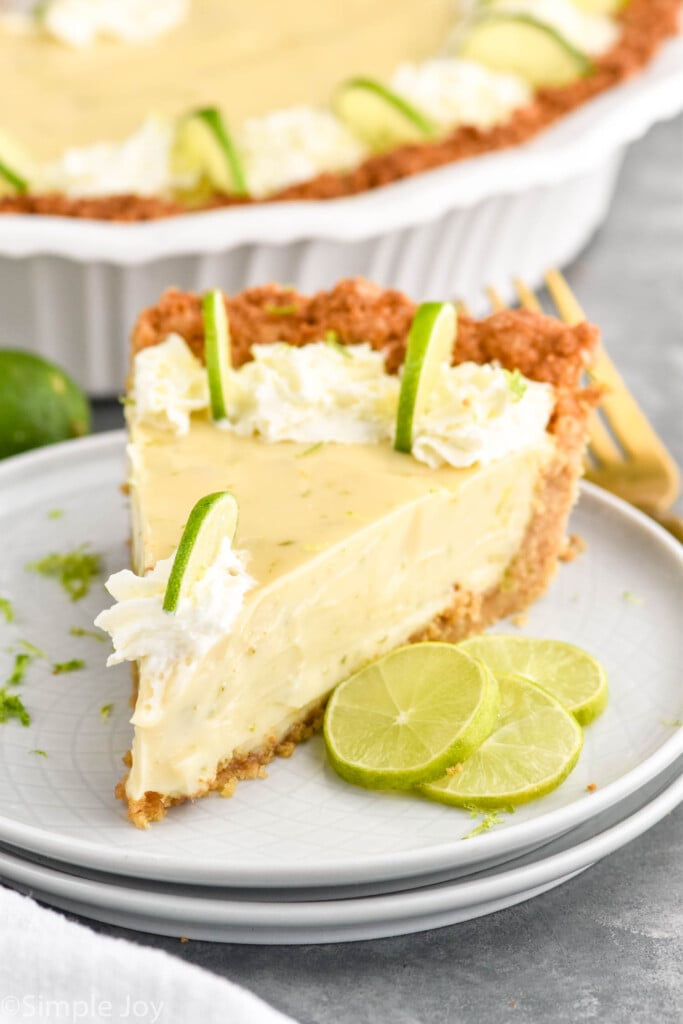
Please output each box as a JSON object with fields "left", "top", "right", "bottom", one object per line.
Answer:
{"left": 3, "top": 764, "right": 679, "bottom": 944}
{"left": 1, "top": 33, "right": 682, "bottom": 262}
{"left": 0, "top": 433, "right": 681, "bottom": 891}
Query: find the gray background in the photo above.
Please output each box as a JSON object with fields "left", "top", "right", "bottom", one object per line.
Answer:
{"left": 87, "top": 114, "right": 683, "bottom": 1024}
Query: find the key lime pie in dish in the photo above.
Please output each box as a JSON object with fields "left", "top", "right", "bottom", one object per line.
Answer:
{"left": 95, "top": 278, "right": 600, "bottom": 826}
{"left": 0, "top": 0, "right": 679, "bottom": 218}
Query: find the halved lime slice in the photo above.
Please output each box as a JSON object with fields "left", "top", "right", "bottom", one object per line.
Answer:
{"left": 333, "top": 77, "right": 438, "bottom": 153}
{"left": 202, "top": 289, "right": 232, "bottom": 422}
{"left": 394, "top": 301, "right": 457, "bottom": 454}
{"left": 324, "top": 642, "right": 500, "bottom": 790}
{"left": 172, "top": 107, "right": 248, "bottom": 196}
{"left": 423, "top": 674, "right": 584, "bottom": 809}
{"left": 163, "top": 491, "right": 239, "bottom": 613}
{"left": 459, "top": 635, "right": 608, "bottom": 725}
{"left": 457, "top": 14, "right": 593, "bottom": 87}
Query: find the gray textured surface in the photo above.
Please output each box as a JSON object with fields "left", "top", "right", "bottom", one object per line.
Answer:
{"left": 87, "top": 116, "right": 683, "bottom": 1023}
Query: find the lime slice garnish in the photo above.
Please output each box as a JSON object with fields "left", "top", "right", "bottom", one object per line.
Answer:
{"left": 456, "top": 14, "right": 593, "bottom": 88}
{"left": 394, "top": 301, "right": 457, "bottom": 454}
{"left": 0, "top": 131, "right": 32, "bottom": 196}
{"left": 333, "top": 77, "right": 437, "bottom": 153}
{"left": 422, "top": 674, "right": 584, "bottom": 809}
{"left": 459, "top": 635, "right": 608, "bottom": 726}
{"left": 163, "top": 491, "right": 239, "bottom": 613}
{"left": 324, "top": 642, "right": 500, "bottom": 790}
{"left": 172, "top": 107, "right": 248, "bottom": 197}
{"left": 202, "top": 288, "right": 232, "bottom": 422}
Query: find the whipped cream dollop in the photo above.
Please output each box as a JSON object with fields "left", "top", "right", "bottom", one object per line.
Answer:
{"left": 95, "top": 537, "right": 255, "bottom": 724}
{"left": 40, "top": 117, "right": 185, "bottom": 198}
{"left": 391, "top": 58, "right": 532, "bottom": 131}
{"left": 131, "top": 334, "right": 554, "bottom": 470}
{"left": 238, "top": 107, "right": 368, "bottom": 199}
{"left": 38, "top": 0, "right": 188, "bottom": 48}
{"left": 131, "top": 333, "right": 209, "bottom": 434}
{"left": 412, "top": 361, "right": 554, "bottom": 469}
{"left": 487, "top": 0, "right": 619, "bottom": 56}
{"left": 225, "top": 341, "right": 399, "bottom": 444}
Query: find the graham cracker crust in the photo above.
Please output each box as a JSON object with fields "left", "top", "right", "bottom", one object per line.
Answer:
{"left": 120, "top": 279, "right": 600, "bottom": 827}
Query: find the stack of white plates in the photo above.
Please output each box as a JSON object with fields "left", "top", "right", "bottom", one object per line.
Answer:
{"left": 0, "top": 433, "right": 681, "bottom": 943}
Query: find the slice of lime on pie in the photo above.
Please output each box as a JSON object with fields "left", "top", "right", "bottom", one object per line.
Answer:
{"left": 96, "top": 278, "right": 600, "bottom": 827}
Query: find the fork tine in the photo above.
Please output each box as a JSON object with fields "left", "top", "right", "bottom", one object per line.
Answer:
{"left": 545, "top": 270, "right": 681, "bottom": 511}
{"left": 544, "top": 269, "right": 584, "bottom": 324}
{"left": 513, "top": 278, "right": 543, "bottom": 313}
{"left": 486, "top": 286, "right": 507, "bottom": 311}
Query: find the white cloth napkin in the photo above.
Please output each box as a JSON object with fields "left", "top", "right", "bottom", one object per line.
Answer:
{"left": 0, "top": 885, "right": 298, "bottom": 1024}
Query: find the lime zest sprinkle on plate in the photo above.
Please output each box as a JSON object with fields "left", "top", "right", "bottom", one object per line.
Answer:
{"left": 18, "top": 639, "right": 46, "bottom": 660}
{"left": 100, "top": 703, "right": 114, "bottom": 722}
{"left": 163, "top": 491, "right": 240, "bottom": 614}
{"left": 6, "top": 653, "right": 31, "bottom": 687}
{"left": 0, "top": 689, "right": 30, "bottom": 727}
{"left": 27, "top": 546, "right": 102, "bottom": 602}
{"left": 661, "top": 718, "right": 682, "bottom": 728}
{"left": 623, "top": 591, "right": 643, "bottom": 605}
{"left": 69, "top": 626, "right": 106, "bottom": 643}
{"left": 0, "top": 597, "right": 14, "bottom": 623}
{"left": 30, "top": 749, "right": 48, "bottom": 758}
{"left": 52, "top": 659, "right": 85, "bottom": 675}
{"left": 47, "top": 509, "right": 64, "bottom": 520}
{"left": 461, "top": 810, "right": 507, "bottom": 840}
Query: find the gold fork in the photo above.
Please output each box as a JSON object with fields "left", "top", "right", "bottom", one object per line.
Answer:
{"left": 461, "top": 270, "right": 682, "bottom": 543}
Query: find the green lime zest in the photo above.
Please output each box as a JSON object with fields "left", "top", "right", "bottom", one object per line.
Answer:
{"left": 0, "top": 689, "right": 30, "bottom": 726}
{"left": 6, "top": 653, "right": 31, "bottom": 687}
{"left": 70, "top": 626, "right": 106, "bottom": 643}
{"left": 52, "top": 659, "right": 85, "bottom": 675}
{"left": 100, "top": 703, "right": 114, "bottom": 722}
{"left": 30, "top": 749, "right": 48, "bottom": 757}
{"left": 265, "top": 304, "right": 297, "bottom": 316}
{"left": 0, "top": 597, "right": 14, "bottom": 623}
{"left": 27, "top": 546, "right": 102, "bottom": 602}
{"left": 462, "top": 810, "right": 507, "bottom": 840}
{"left": 503, "top": 369, "right": 528, "bottom": 402}
{"left": 19, "top": 639, "right": 46, "bottom": 659}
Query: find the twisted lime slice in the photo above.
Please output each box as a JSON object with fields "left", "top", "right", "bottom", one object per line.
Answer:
{"left": 202, "top": 289, "right": 232, "bottom": 422}
{"left": 333, "top": 77, "right": 437, "bottom": 152}
{"left": 422, "top": 674, "right": 584, "bottom": 809}
{"left": 172, "top": 107, "right": 248, "bottom": 196}
{"left": 460, "top": 635, "right": 608, "bottom": 725}
{"left": 163, "top": 491, "right": 239, "bottom": 613}
{"left": 394, "top": 301, "right": 457, "bottom": 454}
{"left": 456, "top": 14, "right": 593, "bottom": 88}
{"left": 324, "top": 643, "right": 500, "bottom": 790}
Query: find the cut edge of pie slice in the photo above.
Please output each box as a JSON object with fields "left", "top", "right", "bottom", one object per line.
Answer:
{"left": 111, "top": 277, "right": 601, "bottom": 827}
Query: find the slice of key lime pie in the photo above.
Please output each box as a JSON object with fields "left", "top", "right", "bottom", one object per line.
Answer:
{"left": 96, "top": 278, "right": 600, "bottom": 827}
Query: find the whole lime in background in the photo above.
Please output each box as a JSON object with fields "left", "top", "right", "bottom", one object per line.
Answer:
{"left": 0, "top": 350, "right": 91, "bottom": 459}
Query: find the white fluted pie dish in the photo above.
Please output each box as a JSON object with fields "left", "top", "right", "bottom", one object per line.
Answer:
{"left": 0, "top": 31, "right": 681, "bottom": 395}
